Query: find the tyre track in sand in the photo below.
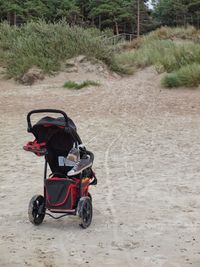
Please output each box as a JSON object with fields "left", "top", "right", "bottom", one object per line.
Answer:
{"left": 104, "top": 131, "right": 134, "bottom": 266}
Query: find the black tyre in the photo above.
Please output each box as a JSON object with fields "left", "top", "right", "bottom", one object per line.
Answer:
{"left": 28, "top": 195, "right": 45, "bottom": 225}
{"left": 78, "top": 197, "right": 93, "bottom": 229}
{"left": 88, "top": 192, "right": 92, "bottom": 202}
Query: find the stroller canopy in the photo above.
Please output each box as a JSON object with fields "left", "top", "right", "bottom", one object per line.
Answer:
{"left": 33, "top": 116, "right": 77, "bottom": 129}
{"left": 30, "top": 115, "right": 82, "bottom": 175}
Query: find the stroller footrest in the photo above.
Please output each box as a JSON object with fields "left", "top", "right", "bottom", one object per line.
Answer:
{"left": 23, "top": 140, "right": 47, "bottom": 156}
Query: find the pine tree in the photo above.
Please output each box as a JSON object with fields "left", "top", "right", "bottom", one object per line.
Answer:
{"left": 153, "top": 0, "right": 200, "bottom": 27}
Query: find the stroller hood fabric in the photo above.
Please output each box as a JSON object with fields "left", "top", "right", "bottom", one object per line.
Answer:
{"left": 31, "top": 116, "right": 81, "bottom": 175}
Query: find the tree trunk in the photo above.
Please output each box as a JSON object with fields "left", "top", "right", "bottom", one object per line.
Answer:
{"left": 183, "top": 14, "right": 187, "bottom": 28}
{"left": 7, "top": 12, "right": 17, "bottom": 25}
{"left": 191, "top": 15, "right": 194, "bottom": 25}
{"left": 197, "top": 13, "right": 200, "bottom": 29}
{"left": 91, "top": 17, "right": 95, "bottom": 27}
{"left": 73, "top": 14, "right": 77, "bottom": 25}
{"left": 131, "top": 23, "right": 134, "bottom": 34}
{"left": 98, "top": 15, "right": 101, "bottom": 29}
{"left": 114, "top": 20, "right": 119, "bottom": 35}
{"left": 7, "top": 12, "right": 11, "bottom": 25}
{"left": 123, "top": 23, "right": 126, "bottom": 33}
{"left": 13, "top": 12, "right": 17, "bottom": 26}
{"left": 137, "top": 0, "right": 140, "bottom": 37}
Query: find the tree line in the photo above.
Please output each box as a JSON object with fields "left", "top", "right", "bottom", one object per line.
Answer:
{"left": 0, "top": 0, "right": 200, "bottom": 34}
{"left": 0, "top": 0, "right": 153, "bottom": 35}
{"left": 153, "top": 0, "right": 200, "bottom": 28}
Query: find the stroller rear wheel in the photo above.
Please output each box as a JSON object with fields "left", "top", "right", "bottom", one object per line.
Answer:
{"left": 78, "top": 197, "right": 93, "bottom": 229}
{"left": 88, "top": 192, "right": 92, "bottom": 202}
{"left": 28, "top": 195, "right": 45, "bottom": 225}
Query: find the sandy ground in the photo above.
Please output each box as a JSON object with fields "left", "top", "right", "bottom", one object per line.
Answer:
{"left": 1, "top": 67, "right": 200, "bottom": 267}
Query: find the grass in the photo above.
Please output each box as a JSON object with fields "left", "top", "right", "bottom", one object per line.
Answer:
{"left": 113, "top": 50, "right": 136, "bottom": 74}
{"left": 136, "top": 40, "right": 200, "bottom": 70}
{"left": 147, "top": 26, "right": 200, "bottom": 43}
{"left": 0, "top": 21, "right": 114, "bottom": 79}
{"left": 63, "top": 80, "right": 100, "bottom": 90}
{"left": 116, "top": 39, "right": 200, "bottom": 71}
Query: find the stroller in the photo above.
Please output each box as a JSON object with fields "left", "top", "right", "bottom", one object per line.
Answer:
{"left": 23, "top": 109, "right": 97, "bottom": 228}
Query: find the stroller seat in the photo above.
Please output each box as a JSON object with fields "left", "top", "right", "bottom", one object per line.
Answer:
{"left": 24, "top": 114, "right": 94, "bottom": 177}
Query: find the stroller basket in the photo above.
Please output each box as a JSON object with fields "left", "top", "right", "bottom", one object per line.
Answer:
{"left": 45, "top": 178, "right": 78, "bottom": 210}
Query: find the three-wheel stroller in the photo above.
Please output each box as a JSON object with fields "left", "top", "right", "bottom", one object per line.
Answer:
{"left": 23, "top": 109, "right": 97, "bottom": 228}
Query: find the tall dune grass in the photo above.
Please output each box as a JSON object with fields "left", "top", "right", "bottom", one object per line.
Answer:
{"left": 115, "top": 40, "right": 200, "bottom": 71}
{"left": 124, "top": 26, "right": 200, "bottom": 50}
{"left": 115, "top": 26, "right": 200, "bottom": 88}
{"left": 0, "top": 21, "right": 114, "bottom": 79}
{"left": 134, "top": 40, "right": 200, "bottom": 71}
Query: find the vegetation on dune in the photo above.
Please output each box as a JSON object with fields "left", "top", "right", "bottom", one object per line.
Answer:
{"left": 115, "top": 26, "right": 200, "bottom": 88}
{"left": 134, "top": 40, "right": 200, "bottom": 71}
{"left": 162, "top": 64, "right": 200, "bottom": 88}
{"left": 1, "top": 22, "right": 200, "bottom": 89}
{"left": 63, "top": 80, "right": 100, "bottom": 90}
{"left": 0, "top": 21, "right": 114, "bottom": 79}
{"left": 141, "top": 26, "right": 200, "bottom": 44}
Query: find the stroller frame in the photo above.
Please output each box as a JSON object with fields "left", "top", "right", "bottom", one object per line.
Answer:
{"left": 25, "top": 109, "right": 97, "bottom": 228}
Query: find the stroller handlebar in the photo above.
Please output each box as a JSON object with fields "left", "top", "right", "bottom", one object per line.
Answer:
{"left": 27, "top": 109, "right": 69, "bottom": 132}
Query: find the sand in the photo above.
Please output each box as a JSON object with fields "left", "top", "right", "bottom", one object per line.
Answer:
{"left": 1, "top": 67, "right": 200, "bottom": 267}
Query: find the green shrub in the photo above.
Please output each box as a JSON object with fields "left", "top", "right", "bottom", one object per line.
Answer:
{"left": 162, "top": 63, "right": 200, "bottom": 88}
{"left": 161, "top": 73, "right": 180, "bottom": 88}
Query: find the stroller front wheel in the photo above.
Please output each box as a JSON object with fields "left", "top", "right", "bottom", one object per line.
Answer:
{"left": 28, "top": 195, "right": 45, "bottom": 225}
{"left": 77, "top": 197, "right": 93, "bottom": 229}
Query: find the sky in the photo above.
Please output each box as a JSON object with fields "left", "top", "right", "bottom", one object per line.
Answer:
{"left": 147, "top": 0, "right": 154, "bottom": 9}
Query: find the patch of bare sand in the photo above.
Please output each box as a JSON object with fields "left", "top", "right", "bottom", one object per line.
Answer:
{"left": 1, "top": 67, "right": 200, "bottom": 267}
